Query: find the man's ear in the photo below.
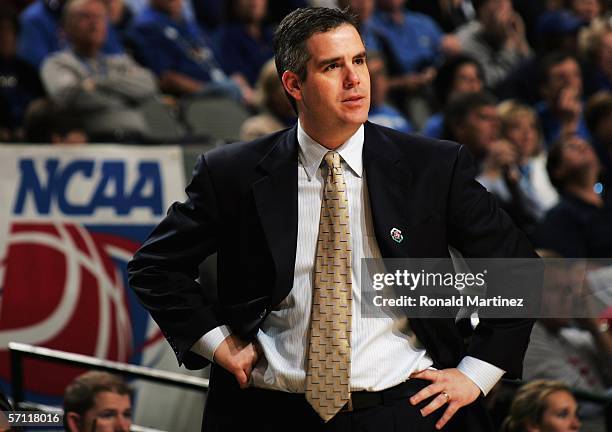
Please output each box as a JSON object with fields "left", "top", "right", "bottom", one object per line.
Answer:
{"left": 65, "top": 412, "right": 82, "bottom": 432}
{"left": 282, "top": 70, "right": 302, "bottom": 103}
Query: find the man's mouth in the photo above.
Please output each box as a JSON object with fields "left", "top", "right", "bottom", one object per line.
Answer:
{"left": 342, "top": 95, "right": 365, "bottom": 102}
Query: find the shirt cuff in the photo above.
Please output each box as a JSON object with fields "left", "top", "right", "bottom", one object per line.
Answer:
{"left": 457, "top": 356, "right": 505, "bottom": 396}
{"left": 190, "top": 325, "right": 232, "bottom": 362}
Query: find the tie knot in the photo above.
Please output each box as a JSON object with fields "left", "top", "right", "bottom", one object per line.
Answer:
{"left": 323, "top": 151, "right": 342, "bottom": 170}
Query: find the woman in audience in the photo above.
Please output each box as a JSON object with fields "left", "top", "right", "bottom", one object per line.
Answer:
{"left": 501, "top": 380, "right": 581, "bottom": 432}
{"left": 566, "top": 0, "right": 606, "bottom": 23}
{"left": 239, "top": 58, "right": 294, "bottom": 141}
{"left": 496, "top": 100, "right": 559, "bottom": 217}
{"left": 421, "top": 54, "right": 484, "bottom": 138}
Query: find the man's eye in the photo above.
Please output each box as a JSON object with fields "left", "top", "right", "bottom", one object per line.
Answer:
{"left": 326, "top": 63, "right": 338, "bottom": 71}
{"left": 355, "top": 58, "right": 365, "bottom": 65}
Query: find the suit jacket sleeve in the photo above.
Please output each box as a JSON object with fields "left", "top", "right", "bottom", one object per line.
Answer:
{"left": 128, "top": 154, "right": 221, "bottom": 369}
{"left": 447, "top": 145, "right": 540, "bottom": 379}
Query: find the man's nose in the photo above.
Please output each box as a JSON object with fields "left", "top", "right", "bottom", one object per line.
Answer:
{"left": 344, "top": 65, "right": 360, "bottom": 88}
{"left": 115, "top": 417, "right": 131, "bottom": 432}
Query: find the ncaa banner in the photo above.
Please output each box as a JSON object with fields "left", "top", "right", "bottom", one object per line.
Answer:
{"left": 0, "top": 145, "right": 185, "bottom": 406}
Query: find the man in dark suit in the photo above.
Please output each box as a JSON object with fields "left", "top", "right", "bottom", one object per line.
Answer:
{"left": 128, "top": 7, "right": 538, "bottom": 431}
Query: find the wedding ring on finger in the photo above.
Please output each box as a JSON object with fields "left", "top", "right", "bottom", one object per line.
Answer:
{"left": 440, "top": 391, "right": 450, "bottom": 403}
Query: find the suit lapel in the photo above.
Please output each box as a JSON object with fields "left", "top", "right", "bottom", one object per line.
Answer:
{"left": 363, "top": 122, "right": 414, "bottom": 258}
{"left": 252, "top": 127, "right": 299, "bottom": 305}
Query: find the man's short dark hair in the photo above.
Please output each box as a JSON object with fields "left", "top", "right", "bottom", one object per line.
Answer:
{"left": 537, "top": 51, "right": 578, "bottom": 87}
{"left": 23, "top": 98, "right": 85, "bottom": 143}
{"left": 273, "top": 7, "right": 360, "bottom": 111}
{"left": 0, "top": 5, "right": 19, "bottom": 34}
{"left": 585, "top": 91, "right": 612, "bottom": 135}
{"left": 546, "top": 135, "right": 571, "bottom": 192}
{"left": 471, "top": 0, "right": 492, "bottom": 16}
{"left": 63, "top": 371, "right": 132, "bottom": 426}
{"left": 442, "top": 91, "right": 497, "bottom": 141}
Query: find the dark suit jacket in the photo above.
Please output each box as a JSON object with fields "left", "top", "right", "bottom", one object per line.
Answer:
{"left": 128, "top": 122, "right": 538, "bottom": 425}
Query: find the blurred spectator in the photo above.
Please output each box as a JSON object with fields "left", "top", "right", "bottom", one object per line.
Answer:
{"left": 338, "top": 0, "right": 383, "bottom": 52}
{"left": 500, "top": 380, "right": 581, "bottom": 432}
{"left": 125, "top": 0, "right": 196, "bottom": 21}
{"left": 455, "top": 0, "right": 532, "bottom": 88}
{"left": 406, "top": 0, "right": 475, "bottom": 33}
{"left": 536, "top": 52, "right": 591, "bottom": 147}
{"left": 579, "top": 17, "right": 612, "bottom": 93}
{"left": 109, "top": 0, "right": 134, "bottom": 44}
{"left": 566, "top": 0, "right": 606, "bottom": 23}
{"left": 0, "top": 5, "right": 45, "bottom": 141}
{"left": 266, "top": 0, "right": 308, "bottom": 26}
{"left": 128, "top": 0, "right": 245, "bottom": 101}
{"left": 63, "top": 371, "right": 132, "bottom": 432}
{"left": 444, "top": 92, "right": 540, "bottom": 233}
{"left": 17, "top": 0, "right": 123, "bottom": 69}
{"left": 41, "top": 0, "right": 157, "bottom": 141}
{"left": 191, "top": 0, "right": 225, "bottom": 32}
{"left": 23, "top": 98, "right": 88, "bottom": 144}
{"left": 523, "top": 253, "right": 612, "bottom": 394}
{"left": 6, "top": 0, "right": 35, "bottom": 13}
{"left": 496, "top": 101, "right": 559, "bottom": 217}
{"left": 535, "top": 134, "right": 612, "bottom": 258}
{"left": 371, "top": 0, "right": 461, "bottom": 92}
{"left": 367, "top": 53, "right": 412, "bottom": 132}
{"left": 443, "top": 91, "right": 499, "bottom": 165}
{"left": 496, "top": 9, "right": 587, "bottom": 105}
{"left": 421, "top": 54, "right": 484, "bottom": 138}
{"left": 512, "top": 0, "right": 551, "bottom": 48}
{"left": 216, "top": 0, "right": 273, "bottom": 98}
{"left": 239, "top": 58, "right": 294, "bottom": 140}
{"left": 585, "top": 91, "right": 612, "bottom": 187}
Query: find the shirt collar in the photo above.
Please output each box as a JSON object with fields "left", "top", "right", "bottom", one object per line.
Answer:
{"left": 297, "top": 119, "right": 364, "bottom": 181}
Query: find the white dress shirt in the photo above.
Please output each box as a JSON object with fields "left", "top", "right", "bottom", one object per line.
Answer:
{"left": 192, "top": 122, "right": 504, "bottom": 395}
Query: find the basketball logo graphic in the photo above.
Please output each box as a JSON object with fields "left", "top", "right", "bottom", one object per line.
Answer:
{"left": 0, "top": 147, "right": 184, "bottom": 401}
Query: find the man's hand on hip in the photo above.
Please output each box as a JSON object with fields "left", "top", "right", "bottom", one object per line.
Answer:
{"left": 213, "top": 334, "right": 261, "bottom": 389}
{"left": 409, "top": 368, "right": 481, "bottom": 430}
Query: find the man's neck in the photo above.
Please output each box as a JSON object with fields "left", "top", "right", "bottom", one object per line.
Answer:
{"left": 300, "top": 119, "right": 361, "bottom": 150}
{"left": 73, "top": 46, "right": 99, "bottom": 59}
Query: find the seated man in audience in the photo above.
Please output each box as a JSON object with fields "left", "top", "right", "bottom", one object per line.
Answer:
{"left": 535, "top": 134, "right": 612, "bottom": 258}
{"left": 17, "top": 0, "right": 123, "bottom": 69}
{"left": 0, "top": 5, "right": 45, "bottom": 141}
{"left": 216, "top": 0, "right": 273, "bottom": 104}
{"left": 41, "top": 0, "right": 157, "bottom": 142}
{"left": 338, "top": 0, "right": 383, "bottom": 53}
{"left": 585, "top": 91, "right": 612, "bottom": 190}
{"left": 23, "top": 98, "right": 88, "bottom": 144}
{"left": 455, "top": 0, "right": 531, "bottom": 88}
{"left": 128, "top": 0, "right": 245, "bottom": 101}
{"left": 536, "top": 52, "right": 591, "bottom": 148}
{"left": 64, "top": 371, "right": 132, "bottom": 432}
{"left": 444, "top": 92, "right": 539, "bottom": 234}
{"left": 443, "top": 91, "right": 500, "bottom": 169}
{"left": 371, "top": 0, "right": 461, "bottom": 94}
{"left": 367, "top": 52, "right": 413, "bottom": 132}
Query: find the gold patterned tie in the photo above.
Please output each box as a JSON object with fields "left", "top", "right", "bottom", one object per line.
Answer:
{"left": 305, "top": 151, "right": 352, "bottom": 422}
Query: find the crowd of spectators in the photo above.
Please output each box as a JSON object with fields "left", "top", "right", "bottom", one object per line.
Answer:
{"left": 1, "top": 0, "right": 611, "bottom": 429}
